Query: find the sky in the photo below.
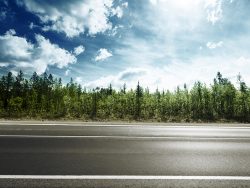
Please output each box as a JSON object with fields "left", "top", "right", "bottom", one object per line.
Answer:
{"left": 0, "top": 0, "right": 250, "bottom": 91}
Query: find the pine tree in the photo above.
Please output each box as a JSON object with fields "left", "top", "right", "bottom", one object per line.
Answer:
{"left": 135, "top": 81, "right": 143, "bottom": 120}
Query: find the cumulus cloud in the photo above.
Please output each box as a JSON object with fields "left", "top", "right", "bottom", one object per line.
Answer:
{"left": 73, "top": 45, "right": 85, "bottom": 56}
{"left": 95, "top": 48, "right": 112, "bottom": 61}
{"left": 0, "top": 29, "right": 33, "bottom": 60}
{"left": 0, "top": 29, "right": 77, "bottom": 74}
{"left": 206, "top": 41, "right": 223, "bottom": 49}
{"left": 33, "top": 34, "right": 77, "bottom": 73}
{"left": 19, "top": 0, "right": 127, "bottom": 37}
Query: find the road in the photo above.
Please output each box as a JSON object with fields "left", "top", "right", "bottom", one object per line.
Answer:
{"left": 0, "top": 122, "right": 250, "bottom": 187}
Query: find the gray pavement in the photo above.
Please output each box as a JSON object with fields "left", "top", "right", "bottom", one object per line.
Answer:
{"left": 0, "top": 122, "right": 250, "bottom": 187}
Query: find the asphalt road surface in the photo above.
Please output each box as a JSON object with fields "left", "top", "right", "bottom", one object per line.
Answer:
{"left": 1, "top": 121, "right": 250, "bottom": 187}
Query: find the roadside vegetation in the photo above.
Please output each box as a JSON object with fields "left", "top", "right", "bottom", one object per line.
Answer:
{"left": 0, "top": 71, "right": 249, "bottom": 122}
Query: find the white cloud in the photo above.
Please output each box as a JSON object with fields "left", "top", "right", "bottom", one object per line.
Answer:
{"left": 119, "top": 68, "right": 146, "bottom": 81}
{"left": 34, "top": 34, "right": 77, "bottom": 73}
{"left": 85, "top": 56, "right": 250, "bottom": 91}
{"left": 149, "top": 0, "right": 157, "bottom": 5}
{"left": 122, "top": 2, "right": 128, "bottom": 8}
{"left": 11, "top": 70, "right": 18, "bottom": 77}
{"left": 205, "top": 0, "right": 223, "bottom": 24}
{"left": 73, "top": 45, "right": 85, "bottom": 56}
{"left": 95, "top": 48, "right": 112, "bottom": 61}
{"left": 86, "top": 75, "right": 116, "bottom": 89}
{"left": 75, "top": 76, "right": 83, "bottom": 83}
{"left": 206, "top": 41, "right": 223, "bottom": 49}
{"left": 29, "top": 22, "right": 34, "bottom": 29}
{"left": 0, "top": 29, "right": 33, "bottom": 60}
{"left": 0, "top": 62, "right": 9, "bottom": 67}
{"left": 29, "top": 22, "right": 40, "bottom": 30}
{"left": 236, "top": 57, "right": 250, "bottom": 67}
{"left": 20, "top": 0, "right": 126, "bottom": 37}
{"left": 148, "top": 0, "right": 224, "bottom": 25}
{"left": 108, "top": 25, "right": 124, "bottom": 36}
{"left": 0, "top": 29, "right": 77, "bottom": 74}
{"left": 112, "top": 6, "right": 123, "bottom": 18}
{"left": 85, "top": 68, "right": 146, "bottom": 89}
{"left": 29, "top": 22, "right": 39, "bottom": 29}
{"left": 149, "top": 0, "right": 202, "bottom": 11}
{"left": 65, "top": 69, "right": 70, "bottom": 76}
{"left": 6, "top": 29, "right": 16, "bottom": 35}
{"left": 145, "top": 0, "right": 206, "bottom": 46}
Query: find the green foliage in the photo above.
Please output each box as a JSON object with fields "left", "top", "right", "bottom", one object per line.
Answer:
{"left": 8, "top": 97, "right": 23, "bottom": 117}
{"left": 0, "top": 71, "right": 250, "bottom": 122}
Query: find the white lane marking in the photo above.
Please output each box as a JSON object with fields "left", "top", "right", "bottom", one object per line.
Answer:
{"left": 0, "top": 175, "right": 250, "bottom": 180}
{"left": 0, "top": 135, "right": 250, "bottom": 140}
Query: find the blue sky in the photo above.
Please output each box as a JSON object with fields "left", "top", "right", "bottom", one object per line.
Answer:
{"left": 0, "top": 0, "right": 250, "bottom": 90}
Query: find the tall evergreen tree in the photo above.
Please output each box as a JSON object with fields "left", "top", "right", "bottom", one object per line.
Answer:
{"left": 135, "top": 81, "right": 143, "bottom": 119}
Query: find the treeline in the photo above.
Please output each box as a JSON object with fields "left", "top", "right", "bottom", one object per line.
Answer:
{"left": 0, "top": 70, "right": 249, "bottom": 122}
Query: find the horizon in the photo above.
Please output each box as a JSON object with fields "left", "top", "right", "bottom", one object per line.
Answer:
{"left": 0, "top": 69, "right": 243, "bottom": 93}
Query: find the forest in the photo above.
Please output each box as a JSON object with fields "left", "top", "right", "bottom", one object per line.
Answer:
{"left": 0, "top": 70, "right": 249, "bottom": 122}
